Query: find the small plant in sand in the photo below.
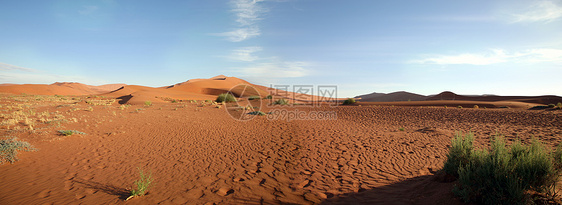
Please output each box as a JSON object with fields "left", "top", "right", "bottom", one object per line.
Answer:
{"left": 118, "top": 105, "right": 131, "bottom": 110}
{"left": 127, "top": 167, "right": 153, "bottom": 201}
{"left": 457, "top": 105, "right": 463, "bottom": 109}
{"left": 273, "top": 98, "right": 289, "bottom": 105}
{"left": 398, "top": 127, "right": 405, "bottom": 131}
{"left": 248, "top": 96, "right": 261, "bottom": 100}
{"left": 58, "top": 130, "right": 86, "bottom": 136}
{"left": 342, "top": 98, "right": 356, "bottom": 105}
{"left": 0, "top": 137, "right": 37, "bottom": 164}
{"left": 444, "top": 133, "right": 562, "bottom": 204}
{"left": 473, "top": 105, "right": 479, "bottom": 109}
{"left": 216, "top": 93, "right": 236, "bottom": 103}
{"left": 248, "top": 111, "right": 267, "bottom": 116}
{"left": 556, "top": 102, "right": 562, "bottom": 109}
{"left": 264, "top": 95, "right": 272, "bottom": 99}
{"left": 144, "top": 101, "right": 152, "bottom": 107}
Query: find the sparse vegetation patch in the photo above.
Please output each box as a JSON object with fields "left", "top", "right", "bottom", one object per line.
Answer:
{"left": 127, "top": 167, "right": 154, "bottom": 201}
{"left": 443, "top": 133, "right": 562, "bottom": 204}
{"left": 216, "top": 93, "right": 236, "bottom": 103}
{"left": 0, "top": 137, "right": 37, "bottom": 164}
{"left": 58, "top": 130, "right": 86, "bottom": 136}
{"left": 342, "top": 98, "right": 356, "bottom": 105}
{"left": 273, "top": 99, "right": 289, "bottom": 105}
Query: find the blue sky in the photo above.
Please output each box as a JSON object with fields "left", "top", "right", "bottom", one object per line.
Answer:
{"left": 1, "top": 0, "right": 561, "bottom": 97}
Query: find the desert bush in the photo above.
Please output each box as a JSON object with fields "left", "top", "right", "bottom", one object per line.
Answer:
{"left": 127, "top": 167, "right": 153, "bottom": 201}
{"left": 273, "top": 98, "right": 289, "bottom": 105}
{"left": 398, "top": 127, "right": 405, "bottom": 131}
{"left": 248, "top": 111, "right": 266, "bottom": 116}
{"left": 216, "top": 93, "right": 236, "bottom": 103}
{"left": 144, "top": 101, "right": 152, "bottom": 107}
{"left": 548, "top": 104, "right": 555, "bottom": 108}
{"left": 473, "top": 105, "right": 479, "bottom": 109}
{"left": 58, "top": 130, "right": 86, "bottom": 136}
{"left": 557, "top": 102, "right": 562, "bottom": 108}
{"left": 444, "top": 133, "right": 562, "bottom": 204}
{"left": 0, "top": 137, "right": 37, "bottom": 164}
{"left": 264, "top": 95, "right": 272, "bottom": 99}
{"left": 443, "top": 132, "right": 474, "bottom": 177}
{"left": 342, "top": 98, "right": 356, "bottom": 105}
{"left": 457, "top": 105, "right": 463, "bottom": 109}
{"left": 248, "top": 96, "right": 261, "bottom": 100}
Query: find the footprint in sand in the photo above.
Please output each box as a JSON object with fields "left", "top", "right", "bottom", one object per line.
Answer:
{"left": 216, "top": 187, "right": 234, "bottom": 196}
{"left": 37, "top": 190, "right": 51, "bottom": 198}
{"left": 64, "top": 180, "right": 74, "bottom": 191}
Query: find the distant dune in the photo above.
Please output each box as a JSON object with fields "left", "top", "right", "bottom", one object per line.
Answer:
{"left": 2, "top": 77, "right": 560, "bottom": 106}
{"left": 356, "top": 90, "right": 562, "bottom": 106}
{"left": 356, "top": 91, "right": 427, "bottom": 102}
{"left": 0, "top": 82, "right": 126, "bottom": 96}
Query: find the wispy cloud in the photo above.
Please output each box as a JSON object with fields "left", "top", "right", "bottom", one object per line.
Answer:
{"left": 228, "top": 46, "right": 262, "bottom": 61}
{"left": 237, "top": 60, "right": 311, "bottom": 78}
{"left": 217, "top": 0, "right": 266, "bottom": 42}
{"left": 215, "top": 27, "right": 261, "bottom": 42}
{"left": 0, "top": 62, "right": 37, "bottom": 72}
{"left": 232, "top": 0, "right": 266, "bottom": 26}
{"left": 414, "top": 48, "right": 562, "bottom": 65}
{"left": 511, "top": 1, "right": 562, "bottom": 23}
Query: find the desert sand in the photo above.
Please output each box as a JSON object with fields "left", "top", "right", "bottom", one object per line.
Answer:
{"left": 1, "top": 76, "right": 561, "bottom": 204}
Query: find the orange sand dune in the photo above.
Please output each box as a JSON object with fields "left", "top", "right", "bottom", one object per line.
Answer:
{"left": 101, "top": 76, "right": 272, "bottom": 105}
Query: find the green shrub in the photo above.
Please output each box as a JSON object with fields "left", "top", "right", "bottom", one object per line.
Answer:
{"left": 443, "top": 132, "right": 474, "bottom": 177}
{"left": 444, "top": 133, "right": 562, "bottom": 204}
{"left": 458, "top": 105, "right": 463, "bottom": 109}
{"left": 144, "top": 101, "right": 152, "bottom": 106}
{"left": 264, "top": 95, "right": 272, "bottom": 99}
{"left": 216, "top": 93, "right": 236, "bottom": 103}
{"left": 248, "top": 111, "right": 266, "bottom": 116}
{"left": 547, "top": 104, "right": 555, "bottom": 108}
{"left": 398, "top": 127, "right": 405, "bottom": 131}
{"left": 557, "top": 102, "right": 562, "bottom": 108}
{"left": 273, "top": 98, "right": 289, "bottom": 105}
{"left": 127, "top": 167, "right": 153, "bottom": 201}
{"left": 58, "top": 130, "right": 86, "bottom": 136}
{"left": 0, "top": 137, "right": 37, "bottom": 164}
{"left": 248, "top": 96, "right": 261, "bottom": 100}
{"left": 473, "top": 105, "right": 479, "bottom": 109}
{"left": 342, "top": 98, "right": 356, "bottom": 105}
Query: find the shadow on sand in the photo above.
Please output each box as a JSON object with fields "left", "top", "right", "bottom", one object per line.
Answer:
{"left": 73, "top": 179, "right": 130, "bottom": 200}
{"left": 319, "top": 173, "right": 462, "bottom": 205}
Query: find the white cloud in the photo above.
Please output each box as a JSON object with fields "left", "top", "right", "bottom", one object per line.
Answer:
{"left": 228, "top": 46, "right": 262, "bottom": 61}
{"left": 414, "top": 48, "right": 562, "bottom": 65}
{"left": 237, "top": 61, "right": 311, "bottom": 78}
{"left": 215, "top": 27, "right": 261, "bottom": 42}
{"left": 218, "top": 0, "right": 266, "bottom": 42}
{"left": 232, "top": 0, "right": 266, "bottom": 26}
{"left": 0, "top": 62, "right": 37, "bottom": 72}
{"left": 512, "top": 1, "right": 562, "bottom": 23}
